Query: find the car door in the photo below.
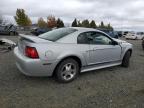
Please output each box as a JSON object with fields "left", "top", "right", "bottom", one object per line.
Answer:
{"left": 77, "top": 32, "right": 91, "bottom": 65}
{"left": 87, "top": 31, "right": 121, "bottom": 65}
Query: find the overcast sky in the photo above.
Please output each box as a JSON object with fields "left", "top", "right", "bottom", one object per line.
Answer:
{"left": 1, "top": 0, "right": 144, "bottom": 31}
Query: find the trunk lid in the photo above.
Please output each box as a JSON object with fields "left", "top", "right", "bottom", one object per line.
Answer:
{"left": 19, "top": 34, "right": 52, "bottom": 43}
{"left": 18, "top": 34, "right": 52, "bottom": 54}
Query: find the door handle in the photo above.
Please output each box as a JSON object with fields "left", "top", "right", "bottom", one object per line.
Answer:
{"left": 93, "top": 47, "right": 104, "bottom": 50}
{"left": 93, "top": 47, "right": 99, "bottom": 50}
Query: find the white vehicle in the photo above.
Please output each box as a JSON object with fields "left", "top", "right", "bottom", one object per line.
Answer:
{"left": 122, "top": 31, "right": 129, "bottom": 37}
{"left": 137, "top": 32, "right": 144, "bottom": 39}
{"left": 125, "top": 32, "right": 144, "bottom": 40}
{"left": 14, "top": 27, "right": 133, "bottom": 83}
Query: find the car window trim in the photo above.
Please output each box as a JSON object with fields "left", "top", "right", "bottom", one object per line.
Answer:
{"left": 77, "top": 31, "right": 114, "bottom": 45}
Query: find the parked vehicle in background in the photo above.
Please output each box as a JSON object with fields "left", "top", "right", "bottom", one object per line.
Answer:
{"left": 0, "top": 38, "right": 16, "bottom": 52}
{"left": 98, "top": 28, "right": 119, "bottom": 38}
{"left": 117, "top": 31, "right": 123, "bottom": 37}
{"left": 108, "top": 31, "right": 119, "bottom": 39}
{"left": 142, "top": 38, "right": 144, "bottom": 50}
{"left": 0, "top": 24, "right": 18, "bottom": 36}
{"left": 136, "top": 32, "right": 144, "bottom": 40}
{"left": 31, "top": 27, "right": 51, "bottom": 36}
{"left": 125, "top": 32, "right": 136, "bottom": 40}
{"left": 125, "top": 32, "right": 144, "bottom": 40}
{"left": 14, "top": 27, "right": 133, "bottom": 83}
{"left": 123, "top": 31, "right": 129, "bottom": 37}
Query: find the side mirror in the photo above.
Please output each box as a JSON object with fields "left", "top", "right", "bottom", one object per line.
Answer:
{"left": 112, "top": 41, "right": 118, "bottom": 45}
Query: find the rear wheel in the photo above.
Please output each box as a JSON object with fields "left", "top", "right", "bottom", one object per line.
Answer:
{"left": 121, "top": 51, "right": 131, "bottom": 67}
{"left": 9, "top": 32, "right": 14, "bottom": 36}
{"left": 55, "top": 58, "right": 79, "bottom": 83}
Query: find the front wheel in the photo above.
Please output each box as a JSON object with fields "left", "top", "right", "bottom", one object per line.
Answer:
{"left": 121, "top": 51, "right": 131, "bottom": 67}
{"left": 55, "top": 58, "right": 79, "bottom": 83}
{"left": 142, "top": 40, "right": 144, "bottom": 50}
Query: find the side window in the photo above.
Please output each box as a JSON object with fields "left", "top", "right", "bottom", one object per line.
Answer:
{"left": 77, "top": 31, "right": 112, "bottom": 45}
{"left": 90, "top": 32, "right": 113, "bottom": 45}
{"left": 77, "top": 32, "right": 90, "bottom": 44}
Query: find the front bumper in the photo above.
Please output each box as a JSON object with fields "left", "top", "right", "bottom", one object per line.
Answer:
{"left": 14, "top": 47, "right": 57, "bottom": 76}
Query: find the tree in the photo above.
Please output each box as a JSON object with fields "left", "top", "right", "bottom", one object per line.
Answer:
{"left": 71, "top": 18, "right": 78, "bottom": 27}
{"left": 77, "top": 20, "right": 82, "bottom": 27}
{"left": 57, "top": 18, "right": 64, "bottom": 28}
{"left": 107, "top": 23, "right": 113, "bottom": 30}
{"left": 99, "top": 21, "right": 104, "bottom": 28}
{"left": 14, "top": 9, "right": 32, "bottom": 26}
{"left": 47, "top": 15, "right": 57, "bottom": 28}
{"left": 27, "top": 17, "right": 32, "bottom": 26}
{"left": 0, "top": 15, "right": 3, "bottom": 24}
{"left": 90, "top": 20, "right": 96, "bottom": 28}
{"left": 0, "top": 13, "right": 8, "bottom": 25}
{"left": 81, "top": 19, "right": 89, "bottom": 28}
{"left": 37, "top": 17, "right": 47, "bottom": 28}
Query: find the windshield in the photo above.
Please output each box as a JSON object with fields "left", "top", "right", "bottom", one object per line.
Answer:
{"left": 39, "top": 28, "right": 77, "bottom": 41}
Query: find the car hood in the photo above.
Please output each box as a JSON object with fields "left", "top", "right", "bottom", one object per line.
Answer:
{"left": 112, "top": 38, "right": 127, "bottom": 44}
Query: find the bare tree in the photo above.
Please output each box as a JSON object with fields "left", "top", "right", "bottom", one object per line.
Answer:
{"left": 0, "top": 13, "right": 3, "bottom": 24}
{"left": 47, "top": 15, "right": 57, "bottom": 28}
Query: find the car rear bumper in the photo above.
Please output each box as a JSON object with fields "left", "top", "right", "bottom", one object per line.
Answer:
{"left": 14, "top": 47, "right": 57, "bottom": 76}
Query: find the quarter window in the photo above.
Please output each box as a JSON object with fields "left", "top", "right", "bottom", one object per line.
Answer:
{"left": 39, "top": 28, "right": 77, "bottom": 41}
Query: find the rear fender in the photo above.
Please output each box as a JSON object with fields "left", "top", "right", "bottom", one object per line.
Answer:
{"left": 33, "top": 43, "right": 87, "bottom": 66}
{"left": 56, "top": 52, "right": 87, "bottom": 67}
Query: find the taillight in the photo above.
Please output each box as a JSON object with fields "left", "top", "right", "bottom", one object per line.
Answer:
{"left": 25, "top": 46, "right": 39, "bottom": 59}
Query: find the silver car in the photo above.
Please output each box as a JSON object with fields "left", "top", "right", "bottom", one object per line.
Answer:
{"left": 14, "top": 27, "right": 133, "bottom": 83}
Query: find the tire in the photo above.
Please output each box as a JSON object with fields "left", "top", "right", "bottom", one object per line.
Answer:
{"left": 55, "top": 58, "right": 80, "bottom": 83}
{"left": 9, "top": 32, "right": 14, "bottom": 36}
{"left": 15, "top": 32, "right": 19, "bottom": 36}
{"left": 142, "top": 40, "right": 144, "bottom": 50}
{"left": 121, "top": 51, "right": 131, "bottom": 67}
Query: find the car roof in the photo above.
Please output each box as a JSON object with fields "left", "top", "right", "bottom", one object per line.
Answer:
{"left": 56, "top": 27, "right": 112, "bottom": 43}
{"left": 69, "top": 27, "right": 111, "bottom": 37}
{"left": 69, "top": 27, "right": 103, "bottom": 32}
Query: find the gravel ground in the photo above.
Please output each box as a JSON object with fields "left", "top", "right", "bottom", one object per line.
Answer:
{"left": 0, "top": 36, "right": 144, "bottom": 108}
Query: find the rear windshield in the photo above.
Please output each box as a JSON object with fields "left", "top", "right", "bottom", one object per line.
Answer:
{"left": 39, "top": 28, "right": 77, "bottom": 41}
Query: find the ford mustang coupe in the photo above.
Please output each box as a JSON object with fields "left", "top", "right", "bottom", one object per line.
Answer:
{"left": 14, "top": 27, "right": 133, "bottom": 83}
